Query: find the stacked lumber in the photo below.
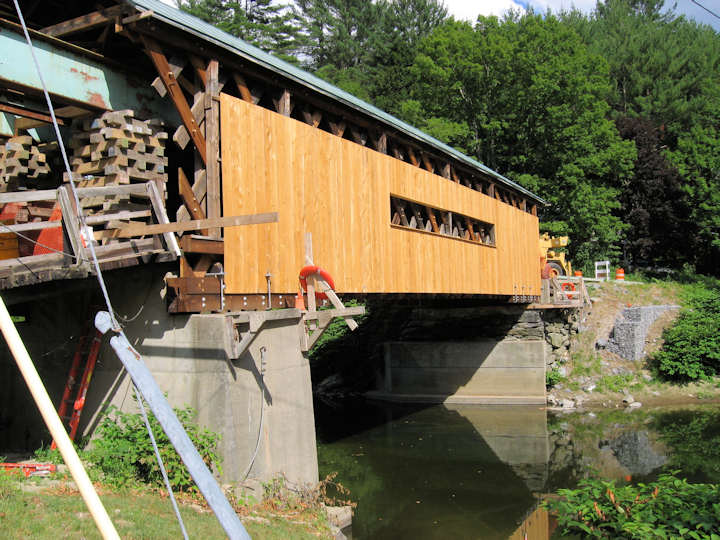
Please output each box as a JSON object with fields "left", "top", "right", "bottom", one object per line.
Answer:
{"left": 67, "top": 110, "right": 168, "bottom": 206}
{"left": 0, "top": 136, "right": 52, "bottom": 191}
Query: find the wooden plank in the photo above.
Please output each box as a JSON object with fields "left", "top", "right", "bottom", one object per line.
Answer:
{"left": 0, "top": 190, "right": 57, "bottom": 203}
{"left": 220, "top": 94, "right": 541, "bottom": 297}
{"left": 178, "top": 235, "right": 224, "bottom": 255}
{"left": 273, "top": 90, "right": 292, "bottom": 116}
{"left": 0, "top": 103, "right": 65, "bottom": 126}
{"left": 233, "top": 73, "right": 254, "bottom": 103}
{"left": 178, "top": 167, "right": 208, "bottom": 235}
{"left": 146, "top": 181, "right": 182, "bottom": 258}
{"left": 205, "top": 60, "right": 221, "bottom": 239}
{"left": 40, "top": 5, "right": 127, "bottom": 37}
{"left": 141, "top": 35, "right": 207, "bottom": 164}
{"left": 97, "top": 212, "right": 278, "bottom": 239}
{"left": 56, "top": 186, "right": 86, "bottom": 265}
{"left": 329, "top": 120, "right": 346, "bottom": 137}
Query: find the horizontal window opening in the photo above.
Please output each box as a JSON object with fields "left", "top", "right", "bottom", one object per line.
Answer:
{"left": 390, "top": 196, "right": 495, "bottom": 246}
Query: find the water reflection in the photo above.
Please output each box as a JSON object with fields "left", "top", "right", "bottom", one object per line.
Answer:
{"left": 316, "top": 401, "right": 720, "bottom": 540}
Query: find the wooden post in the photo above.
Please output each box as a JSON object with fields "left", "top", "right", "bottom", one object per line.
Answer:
{"left": 205, "top": 60, "right": 221, "bottom": 239}
{"left": 304, "top": 233, "right": 317, "bottom": 315}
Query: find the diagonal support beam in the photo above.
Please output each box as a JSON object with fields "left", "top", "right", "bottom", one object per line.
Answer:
{"left": 40, "top": 5, "right": 128, "bottom": 37}
{"left": 141, "top": 35, "right": 207, "bottom": 164}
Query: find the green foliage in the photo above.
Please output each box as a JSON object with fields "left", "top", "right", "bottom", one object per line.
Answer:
{"left": 310, "top": 298, "right": 366, "bottom": 352}
{"left": 653, "top": 285, "right": 720, "bottom": 381}
{"left": 87, "top": 402, "right": 222, "bottom": 491}
{"left": 546, "top": 368, "right": 565, "bottom": 388}
{"left": 596, "top": 373, "right": 636, "bottom": 393}
{"left": 0, "top": 468, "right": 16, "bottom": 499}
{"left": 176, "top": 0, "right": 303, "bottom": 62}
{"left": 33, "top": 445, "right": 63, "bottom": 465}
{"left": 295, "top": 0, "right": 448, "bottom": 114}
{"left": 403, "top": 14, "right": 635, "bottom": 266}
{"left": 652, "top": 409, "right": 720, "bottom": 483}
{"left": 545, "top": 472, "right": 720, "bottom": 539}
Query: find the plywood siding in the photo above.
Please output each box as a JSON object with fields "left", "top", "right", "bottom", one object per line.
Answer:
{"left": 221, "top": 94, "right": 540, "bottom": 296}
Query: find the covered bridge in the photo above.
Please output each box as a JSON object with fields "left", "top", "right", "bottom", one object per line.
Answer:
{"left": 0, "top": 0, "right": 545, "bottom": 311}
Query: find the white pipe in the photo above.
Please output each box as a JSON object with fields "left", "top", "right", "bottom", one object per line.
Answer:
{"left": 0, "top": 296, "right": 120, "bottom": 540}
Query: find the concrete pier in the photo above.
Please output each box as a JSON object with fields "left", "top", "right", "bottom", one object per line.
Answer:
{"left": 369, "top": 339, "right": 546, "bottom": 404}
{"left": 0, "top": 266, "right": 319, "bottom": 487}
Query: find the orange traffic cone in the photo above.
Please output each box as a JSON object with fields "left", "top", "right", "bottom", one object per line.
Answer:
{"left": 294, "top": 290, "right": 306, "bottom": 311}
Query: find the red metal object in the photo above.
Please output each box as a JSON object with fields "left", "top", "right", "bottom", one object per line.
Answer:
{"left": 52, "top": 326, "right": 102, "bottom": 449}
{"left": 298, "top": 265, "right": 336, "bottom": 300}
{"left": 67, "top": 330, "right": 102, "bottom": 442}
{"left": 1, "top": 462, "right": 56, "bottom": 477}
{"left": 33, "top": 203, "right": 63, "bottom": 255}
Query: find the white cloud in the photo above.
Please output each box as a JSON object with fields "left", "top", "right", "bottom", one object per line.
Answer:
{"left": 442, "top": 0, "right": 525, "bottom": 21}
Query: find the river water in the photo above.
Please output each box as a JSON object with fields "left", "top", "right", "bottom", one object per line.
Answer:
{"left": 315, "top": 399, "right": 720, "bottom": 539}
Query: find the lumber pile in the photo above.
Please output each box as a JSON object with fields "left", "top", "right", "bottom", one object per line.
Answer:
{"left": 66, "top": 110, "right": 168, "bottom": 209}
{"left": 0, "top": 136, "right": 53, "bottom": 191}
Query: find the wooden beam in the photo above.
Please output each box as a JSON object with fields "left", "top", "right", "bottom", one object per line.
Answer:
{"left": 178, "top": 236, "right": 223, "bottom": 255}
{"left": 273, "top": 89, "right": 292, "bottom": 116}
{"left": 189, "top": 55, "right": 207, "bottom": 87}
{"left": 301, "top": 109, "right": 322, "bottom": 128}
{"left": 178, "top": 167, "right": 208, "bottom": 235}
{"left": 97, "top": 212, "right": 278, "bottom": 239}
{"left": 425, "top": 207, "right": 439, "bottom": 233}
{"left": 0, "top": 103, "right": 65, "bottom": 126}
{"left": 351, "top": 128, "right": 367, "bottom": 146}
{"left": 371, "top": 131, "right": 387, "bottom": 154}
{"left": 407, "top": 148, "right": 420, "bottom": 167}
{"left": 441, "top": 164, "right": 451, "bottom": 179}
{"left": 450, "top": 167, "right": 461, "bottom": 184}
{"left": 205, "top": 59, "right": 221, "bottom": 238}
{"left": 141, "top": 35, "right": 207, "bottom": 164}
{"left": 421, "top": 153, "right": 434, "bottom": 173}
{"left": 464, "top": 217, "right": 477, "bottom": 242}
{"left": 233, "top": 73, "right": 253, "bottom": 103}
{"left": 329, "top": 120, "right": 346, "bottom": 137}
{"left": 40, "top": 5, "right": 127, "bottom": 37}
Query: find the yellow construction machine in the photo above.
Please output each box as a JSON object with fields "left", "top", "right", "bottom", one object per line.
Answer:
{"left": 539, "top": 233, "right": 572, "bottom": 277}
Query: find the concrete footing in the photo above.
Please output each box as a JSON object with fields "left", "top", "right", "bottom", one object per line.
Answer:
{"left": 369, "top": 339, "right": 546, "bottom": 404}
{"left": 0, "top": 266, "right": 318, "bottom": 487}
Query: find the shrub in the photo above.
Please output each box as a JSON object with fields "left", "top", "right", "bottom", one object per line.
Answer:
{"left": 87, "top": 401, "right": 222, "bottom": 491}
{"left": 653, "top": 285, "right": 720, "bottom": 381}
{"left": 546, "top": 368, "right": 565, "bottom": 388}
{"left": 545, "top": 472, "right": 720, "bottom": 539}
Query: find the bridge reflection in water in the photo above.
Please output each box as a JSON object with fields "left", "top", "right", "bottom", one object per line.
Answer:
{"left": 316, "top": 401, "right": 556, "bottom": 540}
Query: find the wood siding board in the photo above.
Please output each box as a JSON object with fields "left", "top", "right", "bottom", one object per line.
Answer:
{"left": 221, "top": 94, "right": 540, "bottom": 296}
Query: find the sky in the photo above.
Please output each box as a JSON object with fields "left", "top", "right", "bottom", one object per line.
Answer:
{"left": 158, "top": 0, "right": 719, "bottom": 31}
{"left": 443, "top": 0, "right": 720, "bottom": 31}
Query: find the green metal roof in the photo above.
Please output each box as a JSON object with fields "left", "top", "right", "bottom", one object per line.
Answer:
{"left": 127, "top": 0, "right": 545, "bottom": 205}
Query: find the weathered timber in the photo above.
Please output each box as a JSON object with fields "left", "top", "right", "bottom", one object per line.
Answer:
{"left": 97, "top": 212, "right": 278, "bottom": 239}
{"left": 141, "top": 35, "right": 207, "bottom": 164}
{"left": 205, "top": 59, "right": 221, "bottom": 238}
{"left": 40, "top": 5, "right": 128, "bottom": 37}
{"left": 178, "top": 168, "right": 208, "bottom": 234}
{"left": 178, "top": 236, "right": 223, "bottom": 255}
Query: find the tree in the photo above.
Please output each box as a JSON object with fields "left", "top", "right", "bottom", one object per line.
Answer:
{"left": 294, "top": 0, "right": 447, "bottom": 113}
{"left": 176, "top": 0, "right": 303, "bottom": 62}
{"left": 615, "top": 117, "right": 690, "bottom": 268}
{"left": 402, "top": 15, "right": 636, "bottom": 265}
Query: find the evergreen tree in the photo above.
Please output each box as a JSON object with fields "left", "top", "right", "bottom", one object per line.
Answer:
{"left": 176, "top": 0, "right": 303, "bottom": 62}
{"left": 294, "top": 0, "right": 447, "bottom": 111}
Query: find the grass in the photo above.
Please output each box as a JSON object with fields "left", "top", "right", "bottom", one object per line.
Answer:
{"left": 0, "top": 470, "right": 332, "bottom": 539}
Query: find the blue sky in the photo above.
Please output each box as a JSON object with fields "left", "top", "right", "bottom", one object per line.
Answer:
{"left": 443, "top": 0, "right": 720, "bottom": 31}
